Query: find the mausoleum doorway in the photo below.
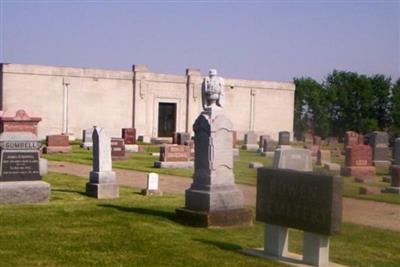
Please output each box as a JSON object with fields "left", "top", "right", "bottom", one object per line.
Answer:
{"left": 158, "top": 103, "right": 176, "bottom": 137}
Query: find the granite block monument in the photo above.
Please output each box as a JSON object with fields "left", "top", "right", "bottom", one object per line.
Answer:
{"left": 176, "top": 69, "right": 252, "bottom": 227}
{"left": 244, "top": 168, "right": 342, "bottom": 267}
{"left": 154, "top": 144, "right": 193, "bottom": 168}
{"left": 242, "top": 131, "right": 258, "bottom": 151}
{"left": 81, "top": 128, "right": 94, "bottom": 150}
{"left": 278, "top": 131, "right": 290, "bottom": 146}
{"left": 0, "top": 132, "right": 50, "bottom": 204}
{"left": 317, "top": 150, "right": 331, "bottom": 166}
{"left": 43, "top": 134, "right": 71, "bottom": 154}
{"left": 86, "top": 127, "right": 119, "bottom": 199}
{"left": 393, "top": 138, "right": 400, "bottom": 165}
{"left": 382, "top": 165, "right": 400, "bottom": 194}
{"left": 341, "top": 145, "right": 376, "bottom": 179}
{"left": 0, "top": 109, "right": 42, "bottom": 136}
{"left": 273, "top": 148, "right": 312, "bottom": 172}
{"left": 369, "top": 131, "right": 390, "bottom": 166}
{"left": 111, "top": 137, "right": 125, "bottom": 159}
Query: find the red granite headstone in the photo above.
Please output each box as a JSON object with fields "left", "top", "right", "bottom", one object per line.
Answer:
{"left": 0, "top": 109, "right": 42, "bottom": 136}
{"left": 43, "top": 134, "right": 71, "bottom": 154}
{"left": 345, "top": 145, "right": 372, "bottom": 167}
{"left": 46, "top": 135, "right": 69, "bottom": 147}
{"left": 160, "top": 145, "right": 190, "bottom": 162}
{"left": 341, "top": 145, "right": 375, "bottom": 178}
{"left": 111, "top": 138, "right": 125, "bottom": 158}
{"left": 345, "top": 131, "right": 359, "bottom": 147}
{"left": 122, "top": 128, "right": 136, "bottom": 145}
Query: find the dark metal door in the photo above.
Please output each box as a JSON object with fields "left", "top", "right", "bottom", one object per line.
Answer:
{"left": 158, "top": 103, "right": 176, "bottom": 137}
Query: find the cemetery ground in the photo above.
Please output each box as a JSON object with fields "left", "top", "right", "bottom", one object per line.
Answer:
{"left": 1, "top": 172, "right": 400, "bottom": 267}
{"left": 43, "top": 143, "right": 400, "bottom": 204}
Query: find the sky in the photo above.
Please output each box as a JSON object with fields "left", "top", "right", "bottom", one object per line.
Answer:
{"left": 0, "top": 0, "right": 399, "bottom": 82}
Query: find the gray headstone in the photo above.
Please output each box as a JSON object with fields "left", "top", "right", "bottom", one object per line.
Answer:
{"left": 87, "top": 127, "right": 119, "bottom": 199}
{"left": 256, "top": 168, "right": 342, "bottom": 236}
{"left": 259, "top": 135, "right": 270, "bottom": 149}
{"left": 82, "top": 128, "right": 93, "bottom": 143}
{"left": 0, "top": 132, "right": 41, "bottom": 182}
{"left": 185, "top": 109, "right": 244, "bottom": 211}
{"left": 244, "top": 132, "right": 257, "bottom": 145}
{"left": 369, "top": 131, "right": 389, "bottom": 147}
{"left": 278, "top": 131, "right": 290, "bottom": 146}
{"left": 273, "top": 148, "right": 312, "bottom": 172}
{"left": 178, "top": 132, "right": 191, "bottom": 145}
{"left": 263, "top": 138, "right": 275, "bottom": 152}
{"left": 393, "top": 138, "right": 400, "bottom": 164}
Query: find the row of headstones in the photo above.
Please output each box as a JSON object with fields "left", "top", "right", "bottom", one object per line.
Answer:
{"left": 86, "top": 127, "right": 163, "bottom": 198}
{"left": 242, "top": 131, "right": 290, "bottom": 151}
{"left": 345, "top": 131, "right": 395, "bottom": 165}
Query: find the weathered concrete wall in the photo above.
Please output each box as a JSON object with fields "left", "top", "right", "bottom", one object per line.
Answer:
{"left": 1, "top": 63, "right": 295, "bottom": 140}
{"left": 1, "top": 64, "right": 133, "bottom": 138}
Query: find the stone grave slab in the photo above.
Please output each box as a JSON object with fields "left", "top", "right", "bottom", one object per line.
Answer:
{"left": 244, "top": 168, "right": 343, "bottom": 267}
{"left": 122, "top": 128, "right": 136, "bottom": 144}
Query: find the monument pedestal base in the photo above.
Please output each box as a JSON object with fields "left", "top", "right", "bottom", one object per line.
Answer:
{"left": 241, "top": 144, "right": 259, "bottom": 151}
{"left": 141, "top": 189, "right": 163, "bottom": 196}
{"left": 373, "top": 160, "right": 391, "bottom": 167}
{"left": 86, "top": 182, "right": 119, "bottom": 199}
{"left": 175, "top": 207, "right": 253, "bottom": 227}
{"left": 154, "top": 161, "right": 193, "bottom": 168}
{"left": 43, "top": 146, "right": 71, "bottom": 154}
{"left": 340, "top": 166, "right": 376, "bottom": 178}
{"left": 0, "top": 181, "right": 50, "bottom": 204}
{"left": 382, "top": 187, "right": 400, "bottom": 194}
{"left": 125, "top": 144, "right": 139, "bottom": 152}
{"left": 242, "top": 248, "right": 348, "bottom": 267}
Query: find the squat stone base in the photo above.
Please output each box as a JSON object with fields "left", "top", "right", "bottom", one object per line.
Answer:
{"left": 175, "top": 207, "right": 253, "bottom": 228}
{"left": 86, "top": 182, "right": 119, "bottom": 199}
{"left": 0, "top": 181, "right": 51, "bottom": 204}
{"left": 43, "top": 146, "right": 71, "bottom": 154}
{"left": 382, "top": 187, "right": 400, "bottom": 194}
{"left": 154, "top": 161, "right": 193, "bottom": 169}
{"left": 141, "top": 189, "right": 163, "bottom": 196}
{"left": 340, "top": 166, "right": 376, "bottom": 178}
{"left": 373, "top": 160, "right": 391, "bottom": 167}
{"left": 241, "top": 144, "right": 259, "bottom": 151}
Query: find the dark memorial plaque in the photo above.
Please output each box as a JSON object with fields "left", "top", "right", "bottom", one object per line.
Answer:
{"left": 256, "top": 168, "right": 342, "bottom": 235}
{"left": 0, "top": 150, "right": 41, "bottom": 181}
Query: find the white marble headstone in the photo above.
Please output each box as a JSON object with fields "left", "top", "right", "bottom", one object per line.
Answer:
{"left": 92, "top": 127, "right": 112, "bottom": 172}
{"left": 147, "top": 172, "right": 159, "bottom": 190}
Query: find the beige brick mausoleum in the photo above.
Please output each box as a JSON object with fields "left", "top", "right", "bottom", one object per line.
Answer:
{"left": 0, "top": 63, "right": 295, "bottom": 140}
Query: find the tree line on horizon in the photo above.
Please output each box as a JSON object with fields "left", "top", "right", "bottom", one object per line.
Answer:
{"left": 293, "top": 70, "right": 400, "bottom": 141}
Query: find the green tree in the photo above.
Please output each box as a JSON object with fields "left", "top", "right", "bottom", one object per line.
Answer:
{"left": 325, "top": 70, "right": 377, "bottom": 137}
{"left": 370, "top": 74, "right": 392, "bottom": 130}
{"left": 391, "top": 78, "right": 400, "bottom": 136}
{"left": 293, "top": 77, "right": 330, "bottom": 139}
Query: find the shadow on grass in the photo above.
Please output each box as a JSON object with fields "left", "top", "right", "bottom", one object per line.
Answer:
{"left": 98, "top": 204, "right": 176, "bottom": 222}
{"left": 52, "top": 188, "right": 87, "bottom": 196}
{"left": 193, "top": 238, "right": 242, "bottom": 251}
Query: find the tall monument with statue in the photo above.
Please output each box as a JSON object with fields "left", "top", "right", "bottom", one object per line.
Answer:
{"left": 176, "top": 69, "right": 253, "bottom": 227}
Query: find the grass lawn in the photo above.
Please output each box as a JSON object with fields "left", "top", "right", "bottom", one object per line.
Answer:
{"left": 44, "top": 144, "right": 400, "bottom": 205}
{"left": 43, "top": 145, "right": 274, "bottom": 185}
{"left": 0, "top": 172, "right": 399, "bottom": 267}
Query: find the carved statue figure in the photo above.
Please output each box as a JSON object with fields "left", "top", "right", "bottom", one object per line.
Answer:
{"left": 202, "top": 69, "right": 225, "bottom": 110}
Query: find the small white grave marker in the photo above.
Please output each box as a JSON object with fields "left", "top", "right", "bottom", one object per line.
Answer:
{"left": 147, "top": 173, "right": 159, "bottom": 191}
{"left": 141, "top": 172, "right": 162, "bottom": 196}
